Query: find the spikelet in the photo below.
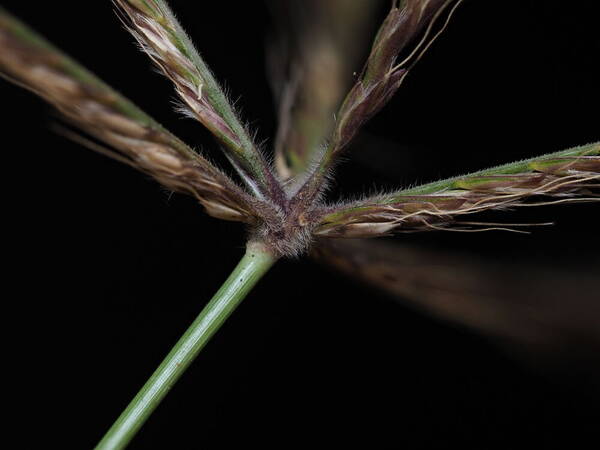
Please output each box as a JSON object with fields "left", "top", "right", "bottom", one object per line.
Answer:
{"left": 0, "top": 9, "right": 258, "bottom": 222}
{"left": 289, "top": 0, "right": 463, "bottom": 214}
{"left": 331, "top": 0, "right": 463, "bottom": 161}
{"left": 315, "top": 144, "right": 600, "bottom": 237}
{"left": 113, "top": 0, "right": 285, "bottom": 202}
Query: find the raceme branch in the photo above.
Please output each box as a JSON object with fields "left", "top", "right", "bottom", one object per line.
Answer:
{"left": 268, "top": 0, "right": 381, "bottom": 180}
{"left": 315, "top": 143, "right": 600, "bottom": 237}
{"left": 113, "top": 0, "right": 285, "bottom": 203}
{"left": 0, "top": 8, "right": 260, "bottom": 223}
{"left": 290, "top": 0, "right": 463, "bottom": 208}
{"left": 331, "top": 0, "right": 462, "bottom": 155}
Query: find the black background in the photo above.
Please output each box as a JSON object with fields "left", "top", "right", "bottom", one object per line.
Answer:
{"left": 2, "top": 1, "right": 599, "bottom": 449}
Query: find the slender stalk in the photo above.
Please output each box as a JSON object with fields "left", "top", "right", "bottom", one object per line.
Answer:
{"left": 95, "top": 242, "right": 277, "bottom": 450}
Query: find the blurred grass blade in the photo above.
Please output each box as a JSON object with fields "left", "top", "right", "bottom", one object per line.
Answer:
{"left": 315, "top": 143, "right": 600, "bottom": 237}
{"left": 0, "top": 6, "right": 260, "bottom": 222}
{"left": 267, "top": 0, "right": 381, "bottom": 180}
{"left": 114, "top": 0, "right": 285, "bottom": 202}
{"left": 313, "top": 238, "right": 600, "bottom": 366}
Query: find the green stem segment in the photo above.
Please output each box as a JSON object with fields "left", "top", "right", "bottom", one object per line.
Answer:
{"left": 95, "top": 243, "right": 277, "bottom": 450}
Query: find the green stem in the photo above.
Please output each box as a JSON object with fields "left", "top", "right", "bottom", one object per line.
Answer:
{"left": 95, "top": 242, "right": 277, "bottom": 450}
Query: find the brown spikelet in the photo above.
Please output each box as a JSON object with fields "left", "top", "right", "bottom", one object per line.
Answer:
{"left": 315, "top": 144, "right": 600, "bottom": 237}
{"left": 113, "top": 0, "right": 285, "bottom": 203}
{"left": 288, "top": 0, "right": 463, "bottom": 214}
{"left": 0, "top": 11, "right": 259, "bottom": 222}
{"left": 330, "top": 0, "right": 463, "bottom": 163}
